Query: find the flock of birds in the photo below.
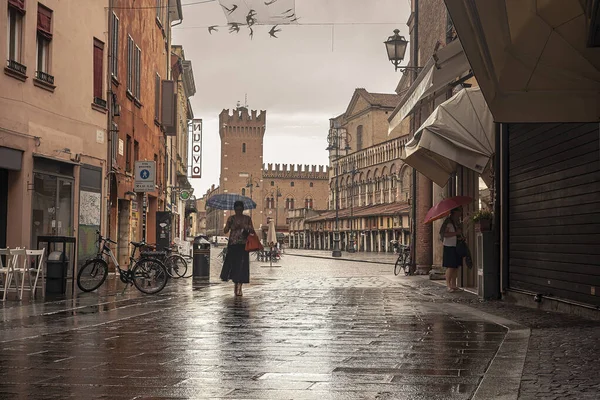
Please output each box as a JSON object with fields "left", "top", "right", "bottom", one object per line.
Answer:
{"left": 208, "top": 0, "right": 297, "bottom": 39}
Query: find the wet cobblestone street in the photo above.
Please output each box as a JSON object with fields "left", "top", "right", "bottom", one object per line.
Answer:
{"left": 0, "top": 250, "right": 595, "bottom": 399}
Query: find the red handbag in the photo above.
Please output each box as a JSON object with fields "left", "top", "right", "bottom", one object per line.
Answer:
{"left": 245, "top": 233, "right": 263, "bottom": 252}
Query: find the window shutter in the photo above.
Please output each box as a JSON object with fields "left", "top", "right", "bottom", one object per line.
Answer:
{"left": 111, "top": 14, "right": 119, "bottom": 77}
{"left": 161, "top": 80, "right": 176, "bottom": 134}
{"left": 127, "top": 36, "right": 133, "bottom": 92}
{"left": 93, "top": 41, "right": 104, "bottom": 99}
{"left": 8, "top": 0, "right": 25, "bottom": 13}
{"left": 135, "top": 46, "right": 141, "bottom": 98}
{"left": 37, "top": 4, "right": 53, "bottom": 39}
{"left": 155, "top": 74, "right": 161, "bottom": 121}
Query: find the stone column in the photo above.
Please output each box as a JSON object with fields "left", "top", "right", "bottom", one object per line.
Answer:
{"left": 416, "top": 173, "right": 433, "bottom": 275}
{"left": 385, "top": 230, "right": 389, "bottom": 252}
{"left": 430, "top": 182, "right": 447, "bottom": 280}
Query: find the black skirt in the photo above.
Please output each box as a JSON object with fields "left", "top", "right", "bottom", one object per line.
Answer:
{"left": 443, "top": 245, "right": 461, "bottom": 268}
{"left": 220, "top": 244, "right": 250, "bottom": 283}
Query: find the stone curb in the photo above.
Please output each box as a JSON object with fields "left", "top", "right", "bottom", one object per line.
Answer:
{"left": 286, "top": 252, "right": 396, "bottom": 266}
{"left": 446, "top": 303, "right": 530, "bottom": 400}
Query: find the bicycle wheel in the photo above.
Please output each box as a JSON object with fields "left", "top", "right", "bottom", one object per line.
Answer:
{"left": 77, "top": 259, "right": 109, "bottom": 292}
{"left": 132, "top": 259, "right": 168, "bottom": 294}
{"left": 394, "top": 255, "right": 403, "bottom": 276}
{"left": 403, "top": 255, "right": 411, "bottom": 276}
{"left": 165, "top": 254, "right": 187, "bottom": 278}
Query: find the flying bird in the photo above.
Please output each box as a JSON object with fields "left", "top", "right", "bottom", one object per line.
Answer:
{"left": 246, "top": 10, "right": 257, "bottom": 26}
{"left": 265, "top": 0, "right": 278, "bottom": 5}
{"left": 221, "top": 4, "right": 238, "bottom": 14}
{"left": 248, "top": 26, "right": 254, "bottom": 40}
{"left": 229, "top": 23, "right": 241, "bottom": 33}
{"left": 285, "top": 13, "right": 296, "bottom": 19}
{"left": 208, "top": 25, "right": 218, "bottom": 34}
{"left": 290, "top": 16, "right": 299, "bottom": 22}
{"left": 268, "top": 25, "right": 281, "bottom": 38}
{"left": 282, "top": 8, "right": 293, "bottom": 14}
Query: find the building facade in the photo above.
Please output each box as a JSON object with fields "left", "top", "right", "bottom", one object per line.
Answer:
{"left": 1, "top": 0, "right": 108, "bottom": 265}
{"left": 108, "top": 0, "right": 183, "bottom": 266}
{"left": 205, "top": 106, "right": 329, "bottom": 238}
{"left": 292, "top": 88, "right": 412, "bottom": 253}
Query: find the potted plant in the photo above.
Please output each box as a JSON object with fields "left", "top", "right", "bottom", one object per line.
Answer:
{"left": 473, "top": 209, "right": 493, "bottom": 232}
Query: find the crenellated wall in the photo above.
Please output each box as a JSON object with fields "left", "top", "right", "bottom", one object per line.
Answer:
{"left": 262, "top": 163, "right": 329, "bottom": 179}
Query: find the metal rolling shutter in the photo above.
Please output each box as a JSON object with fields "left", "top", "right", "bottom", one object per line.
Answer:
{"left": 508, "top": 123, "right": 600, "bottom": 306}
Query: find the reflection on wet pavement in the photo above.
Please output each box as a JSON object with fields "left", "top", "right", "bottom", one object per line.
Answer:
{"left": 0, "top": 255, "right": 506, "bottom": 399}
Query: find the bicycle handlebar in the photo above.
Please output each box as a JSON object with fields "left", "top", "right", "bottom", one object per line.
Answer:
{"left": 96, "top": 230, "right": 117, "bottom": 245}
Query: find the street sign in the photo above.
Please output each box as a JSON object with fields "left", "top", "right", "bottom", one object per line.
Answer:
{"left": 180, "top": 190, "right": 192, "bottom": 201}
{"left": 191, "top": 119, "right": 202, "bottom": 178}
{"left": 134, "top": 161, "right": 156, "bottom": 192}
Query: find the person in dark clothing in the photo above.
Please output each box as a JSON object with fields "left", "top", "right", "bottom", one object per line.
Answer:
{"left": 440, "top": 207, "right": 463, "bottom": 292}
{"left": 220, "top": 200, "right": 255, "bottom": 296}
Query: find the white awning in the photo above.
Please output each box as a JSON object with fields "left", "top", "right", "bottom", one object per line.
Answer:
{"left": 402, "top": 87, "right": 494, "bottom": 187}
{"left": 388, "top": 39, "right": 471, "bottom": 136}
{"left": 445, "top": 0, "right": 600, "bottom": 122}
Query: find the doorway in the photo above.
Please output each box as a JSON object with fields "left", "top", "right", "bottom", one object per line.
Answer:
{"left": 0, "top": 169, "right": 7, "bottom": 249}
{"left": 31, "top": 172, "right": 74, "bottom": 247}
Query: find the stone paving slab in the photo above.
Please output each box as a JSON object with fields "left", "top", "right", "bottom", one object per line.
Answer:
{"left": 0, "top": 252, "right": 597, "bottom": 399}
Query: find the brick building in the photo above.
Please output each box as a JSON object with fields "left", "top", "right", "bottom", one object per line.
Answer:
{"left": 108, "top": 0, "right": 183, "bottom": 266}
{"left": 205, "top": 106, "right": 329, "bottom": 238}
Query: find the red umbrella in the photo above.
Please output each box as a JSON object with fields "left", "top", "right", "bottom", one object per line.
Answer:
{"left": 424, "top": 196, "right": 473, "bottom": 224}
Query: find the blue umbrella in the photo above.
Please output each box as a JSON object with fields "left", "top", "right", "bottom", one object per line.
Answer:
{"left": 206, "top": 193, "right": 256, "bottom": 210}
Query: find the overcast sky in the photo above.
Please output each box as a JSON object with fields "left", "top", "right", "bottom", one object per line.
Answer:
{"left": 173, "top": 0, "right": 412, "bottom": 197}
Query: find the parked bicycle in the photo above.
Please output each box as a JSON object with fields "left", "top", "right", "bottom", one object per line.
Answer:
{"left": 142, "top": 244, "right": 188, "bottom": 278}
{"left": 392, "top": 241, "right": 411, "bottom": 276}
{"left": 77, "top": 231, "right": 168, "bottom": 294}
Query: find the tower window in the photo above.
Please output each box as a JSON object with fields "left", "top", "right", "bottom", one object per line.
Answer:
{"left": 242, "top": 143, "right": 246, "bottom": 153}
{"left": 290, "top": 182, "right": 294, "bottom": 187}
{"left": 310, "top": 182, "right": 313, "bottom": 187}
{"left": 242, "top": 188, "right": 246, "bottom": 196}
{"left": 270, "top": 181, "right": 274, "bottom": 187}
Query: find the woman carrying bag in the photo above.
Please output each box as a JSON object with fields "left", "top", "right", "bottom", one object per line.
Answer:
{"left": 220, "top": 200, "right": 257, "bottom": 296}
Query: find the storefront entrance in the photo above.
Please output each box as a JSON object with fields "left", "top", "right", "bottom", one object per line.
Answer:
{"left": 0, "top": 169, "right": 7, "bottom": 249}
{"left": 31, "top": 158, "right": 74, "bottom": 248}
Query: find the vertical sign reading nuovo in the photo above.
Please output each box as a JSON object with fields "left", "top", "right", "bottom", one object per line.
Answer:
{"left": 191, "top": 119, "right": 202, "bottom": 178}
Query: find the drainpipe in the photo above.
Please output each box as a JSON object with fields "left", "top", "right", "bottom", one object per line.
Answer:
{"left": 106, "top": 0, "right": 114, "bottom": 239}
{"left": 410, "top": 0, "right": 419, "bottom": 273}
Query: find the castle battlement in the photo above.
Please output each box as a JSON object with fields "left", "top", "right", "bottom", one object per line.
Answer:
{"left": 219, "top": 108, "right": 266, "bottom": 124}
{"left": 262, "top": 163, "right": 329, "bottom": 180}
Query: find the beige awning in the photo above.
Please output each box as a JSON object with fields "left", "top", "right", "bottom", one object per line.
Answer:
{"left": 445, "top": 0, "right": 600, "bottom": 122}
{"left": 402, "top": 87, "right": 494, "bottom": 187}
{"left": 388, "top": 39, "right": 471, "bottom": 136}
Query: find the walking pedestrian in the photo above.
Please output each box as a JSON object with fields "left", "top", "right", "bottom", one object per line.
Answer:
{"left": 440, "top": 207, "right": 463, "bottom": 292}
{"left": 220, "top": 200, "right": 255, "bottom": 296}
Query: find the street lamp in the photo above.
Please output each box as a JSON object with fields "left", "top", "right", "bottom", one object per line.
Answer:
{"left": 384, "top": 29, "right": 423, "bottom": 73}
{"left": 327, "top": 119, "right": 349, "bottom": 258}
{"left": 245, "top": 175, "right": 260, "bottom": 217}
{"left": 272, "top": 186, "right": 282, "bottom": 234}
{"left": 346, "top": 162, "right": 358, "bottom": 253}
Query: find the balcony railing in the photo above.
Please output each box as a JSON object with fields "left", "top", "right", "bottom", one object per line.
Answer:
{"left": 36, "top": 70, "right": 55, "bottom": 85}
{"left": 6, "top": 59, "right": 26, "bottom": 75}
{"left": 93, "top": 97, "right": 107, "bottom": 109}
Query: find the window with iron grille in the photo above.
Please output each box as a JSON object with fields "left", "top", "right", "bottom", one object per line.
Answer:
{"left": 7, "top": 2, "right": 24, "bottom": 65}
{"left": 36, "top": 5, "right": 53, "bottom": 76}
{"left": 356, "top": 125, "right": 363, "bottom": 151}
{"left": 125, "top": 135, "right": 132, "bottom": 172}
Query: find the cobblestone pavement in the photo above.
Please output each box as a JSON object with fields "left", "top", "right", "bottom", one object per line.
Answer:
{"left": 0, "top": 250, "right": 597, "bottom": 399}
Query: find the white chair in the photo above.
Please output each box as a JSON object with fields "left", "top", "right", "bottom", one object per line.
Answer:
{"left": 22, "top": 249, "right": 46, "bottom": 299}
{"left": 0, "top": 248, "right": 18, "bottom": 301}
{"left": 10, "top": 248, "right": 27, "bottom": 300}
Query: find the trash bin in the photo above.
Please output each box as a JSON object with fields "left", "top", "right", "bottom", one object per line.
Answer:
{"left": 46, "top": 251, "right": 68, "bottom": 295}
{"left": 193, "top": 236, "right": 211, "bottom": 279}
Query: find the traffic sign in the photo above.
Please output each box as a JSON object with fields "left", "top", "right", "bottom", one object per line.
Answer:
{"left": 134, "top": 161, "right": 156, "bottom": 192}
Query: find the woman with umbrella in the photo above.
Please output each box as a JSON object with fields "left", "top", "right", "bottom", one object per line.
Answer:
{"left": 440, "top": 208, "right": 463, "bottom": 292}
{"left": 220, "top": 200, "right": 255, "bottom": 296}
{"left": 424, "top": 196, "right": 472, "bottom": 293}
